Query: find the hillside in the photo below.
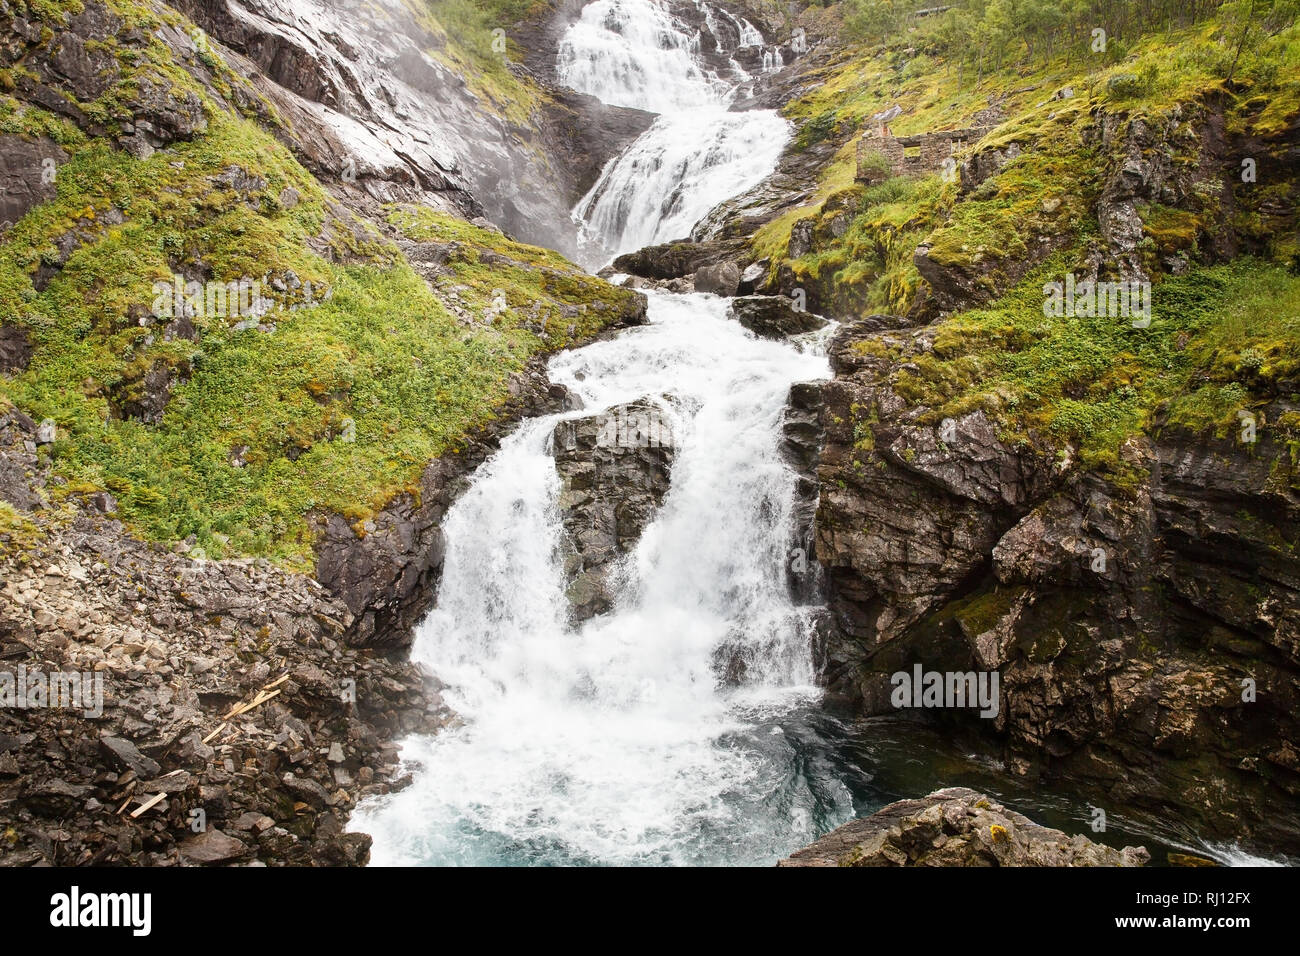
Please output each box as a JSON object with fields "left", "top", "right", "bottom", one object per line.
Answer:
{"left": 0, "top": 0, "right": 1297, "bottom": 869}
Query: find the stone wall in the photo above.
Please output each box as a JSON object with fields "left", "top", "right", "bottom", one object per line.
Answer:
{"left": 856, "top": 128, "right": 993, "bottom": 182}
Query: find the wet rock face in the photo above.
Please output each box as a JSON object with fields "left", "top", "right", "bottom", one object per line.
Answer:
{"left": 165, "top": 0, "right": 648, "bottom": 255}
{"left": 780, "top": 788, "right": 1150, "bottom": 867}
{"left": 783, "top": 381, "right": 824, "bottom": 605}
{"left": 810, "top": 315, "right": 1300, "bottom": 853}
{"left": 0, "top": 136, "right": 67, "bottom": 231}
{"left": 729, "top": 295, "right": 828, "bottom": 339}
{"left": 0, "top": 324, "right": 34, "bottom": 376}
{"left": 551, "top": 400, "right": 676, "bottom": 623}
{"left": 0, "top": 411, "right": 449, "bottom": 867}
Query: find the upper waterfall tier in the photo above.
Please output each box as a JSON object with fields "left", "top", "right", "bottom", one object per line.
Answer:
{"left": 556, "top": 0, "right": 765, "bottom": 113}
{"left": 558, "top": 0, "right": 792, "bottom": 266}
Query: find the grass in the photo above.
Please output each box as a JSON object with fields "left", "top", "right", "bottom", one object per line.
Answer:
{"left": 0, "top": 0, "right": 640, "bottom": 568}
{"left": 886, "top": 257, "right": 1300, "bottom": 481}
{"left": 754, "top": 7, "right": 1300, "bottom": 317}
{"left": 411, "top": 0, "right": 552, "bottom": 127}
{"left": 756, "top": 3, "right": 1299, "bottom": 491}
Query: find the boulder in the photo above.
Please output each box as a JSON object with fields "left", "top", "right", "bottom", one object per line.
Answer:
{"left": 728, "top": 295, "right": 827, "bottom": 339}
{"left": 179, "top": 828, "right": 249, "bottom": 864}
{"left": 780, "top": 788, "right": 1150, "bottom": 867}
{"left": 693, "top": 261, "right": 741, "bottom": 296}
{"left": 612, "top": 239, "right": 737, "bottom": 281}
{"left": 551, "top": 400, "right": 676, "bottom": 623}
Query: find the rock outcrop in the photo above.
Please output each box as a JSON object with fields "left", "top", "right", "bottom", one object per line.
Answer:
{"left": 694, "top": 261, "right": 741, "bottom": 297}
{"left": 729, "top": 295, "right": 828, "bottom": 339}
{"left": 159, "top": 0, "right": 651, "bottom": 254}
{"left": 0, "top": 136, "right": 67, "bottom": 231}
{"left": 809, "top": 313, "right": 1300, "bottom": 853}
{"left": 551, "top": 400, "right": 676, "bottom": 623}
{"left": 780, "top": 788, "right": 1150, "bottom": 867}
{"left": 0, "top": 410, "right": 448, "bottom": 866}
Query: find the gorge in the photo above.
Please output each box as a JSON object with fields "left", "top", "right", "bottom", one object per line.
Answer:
{"left": 0, "top": 0, "right": 1297, "bottom": 869}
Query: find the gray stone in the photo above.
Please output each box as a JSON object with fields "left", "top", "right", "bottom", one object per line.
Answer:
{"left": 179, "top": 828, "right": 248, "bottom": 864}
{"left": 728, "top": 296, "right": 827, "bottom": 339}
{"left": 782, "top": 788, "right": 1150, "bottom": 867}
{"left": 100, "top": 736, "right": 161, "bottom": 779}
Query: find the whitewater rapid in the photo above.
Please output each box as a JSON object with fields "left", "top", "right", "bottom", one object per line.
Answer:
{"left": 560, "top": 0, "right": 791, "bottom": 266}
{"left": 352, "top": 292, "right": 846, "bottom": 865}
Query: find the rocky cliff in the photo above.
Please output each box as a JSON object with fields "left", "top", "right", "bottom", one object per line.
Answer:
{"left": 167, "top": 0, "right": 654, "bottom": 254}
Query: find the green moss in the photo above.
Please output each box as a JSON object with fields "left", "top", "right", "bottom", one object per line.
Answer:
{"left": 411, "top": 0, "right": 550, "bottom": 127}
{"left": 755, "top": 5, "right": 1300, "bottom": 319}
{"left": 880, "top": 257, "right": 1300, "bottom": 483}
{"left": 0, "top": 500, "right": 46, "bottom": 556}
{"left": 0, "top": 8, "right": 637, "bottom": 570}
{"left": 950, "top": 586, "right": 1025, "bottom": 637}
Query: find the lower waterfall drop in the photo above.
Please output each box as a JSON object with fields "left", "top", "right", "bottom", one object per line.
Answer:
{"left": 353, "top": 293, "right": 851, "bottom": 865}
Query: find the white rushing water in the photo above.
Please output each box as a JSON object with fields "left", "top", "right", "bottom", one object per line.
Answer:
{"left": 354, "top": 292, "right": 845, "bottom": 865}
{"left": 349, "top": 0, "right": 846, "bottom": 867}
{"left": 352, "top": 0, "right": 841, "bottom": 866}
{"left": 560, "top": 0, "right": 791, "bottom": 266}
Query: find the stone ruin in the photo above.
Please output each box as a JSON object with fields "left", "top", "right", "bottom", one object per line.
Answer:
{"left": 856, "top": 127, "right": 994, "bottom": 183}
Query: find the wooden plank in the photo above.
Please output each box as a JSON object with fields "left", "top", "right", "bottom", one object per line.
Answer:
{"left": 129, "top": 792, "right": 166, "bottom": 818}
{"left": 201, "top": 722, "right": 227, "bottom": 745}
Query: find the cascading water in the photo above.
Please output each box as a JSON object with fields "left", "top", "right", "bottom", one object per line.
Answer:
{"left": 352, "top": 0, "right": 1245, "bottom": 867}
{"left": 561, "top": 0, "right": 791, "bottom": 266}
{"left": 351, "top": 0, "right": 856, "bottom": 866}
{"left": 353, "top": 294, "right": 852, "bottom": 865}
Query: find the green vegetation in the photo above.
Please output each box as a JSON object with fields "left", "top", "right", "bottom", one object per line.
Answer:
{"left": 761, "top": 1, "right": 1299, "bottom": 485}
{"left": 0, "top": 0, "right": 638, "bottom": 568}
{"left": 413, "top": 0, "right": 551, "bottom": 125}
{"left": 763, "top": 1, "right": 1299, "bottom": 314}
{"left": 886, "top": 257, "right": 1300, "bottom": 481}
{"left": 840, "top": 0, "right": 1299, "bottom": 81}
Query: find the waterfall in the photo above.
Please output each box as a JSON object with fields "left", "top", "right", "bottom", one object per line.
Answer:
{"left": 555, "top": 0, "right": 731, "bottom": 112}
{"left": 559, "top": 0, "right": 791, "bottom": 266}
{"left": 351, "top": 0, "right": 842, "bottom": 866}
{"left": 353, "top": 293, "right": 846, "bottom": 866}
{"left": 573, "top": 110, "right": 790, "bottom": 263}
{"left": 347, "top": 0, "right": 1238, "bottom": 870}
